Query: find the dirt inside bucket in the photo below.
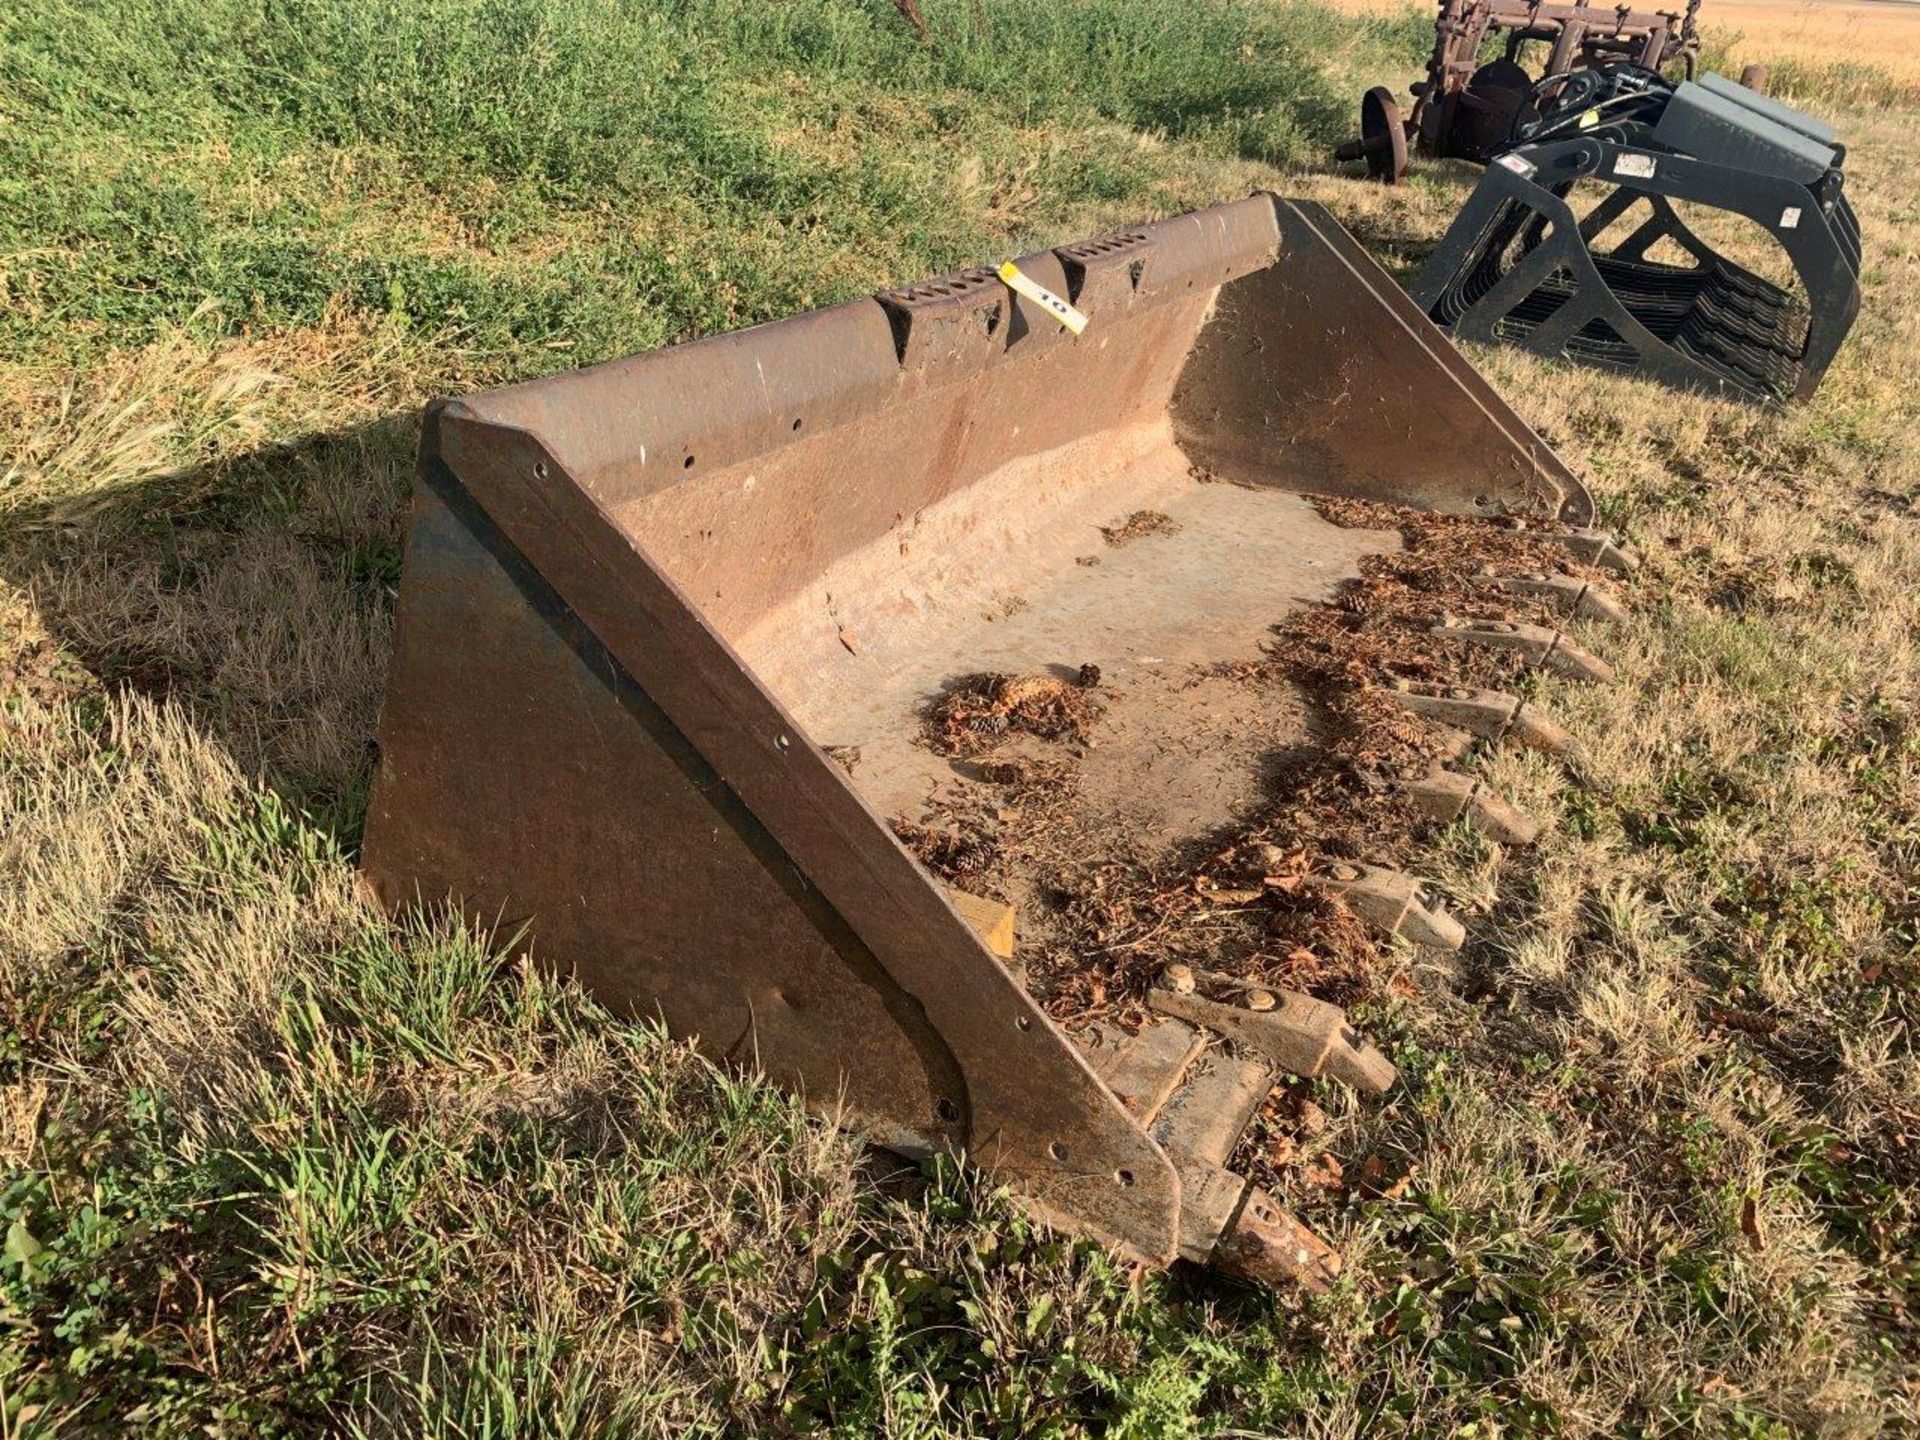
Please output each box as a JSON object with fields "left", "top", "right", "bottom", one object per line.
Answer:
{"left": 923, "top": 672, "right": 1105, "bottom": 755}
{"left": 891, "top": 497, "right": 1609, "bottom": 1030}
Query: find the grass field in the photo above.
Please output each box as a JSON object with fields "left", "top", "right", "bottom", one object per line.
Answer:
{"left": 3, "top": 0, "right": 1918, "bottom": 1434}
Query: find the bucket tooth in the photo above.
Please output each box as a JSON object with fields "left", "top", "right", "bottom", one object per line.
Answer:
{"left": 1212, "top": 1180, "right": 1343, "bottom": 1293}
{"left": 1313, "top": 861, "right": 1466, "bottom": 950}
{"left": 1385, "top": 680, "right": 1578, "bottom": 758}
{"left": 1149, "top": 978, "right": 1397, "bottom": 1095}
{"left": 1077, "top": 1017, "right": 1207, "bottom": 1125}
{"left": 1085, "top": 1021, "right": 1345, "bottom": 1291}
{"left": 1179, "top": 1162, "right": 1341, "bottom": 1292}
{"left": 1542, "top": 527, "right": 1640, "bottom": 575}
{"left": 1479, "top": 570, "right": 1629, "bottom": 623}
{"left": 1150, "top": 1045, "right": 1274, "bottom": 1169}
{"left": 1096, "top": 1002, "right": 1357, "bottom": 1288}
{"left": 1403, "top": 767, "right": 1541, "bottom": 846}
{"left": 1503, "top": 703, "right": 1582, "bottom": 757}
{"left": 1432, "top": 617, "right": 1615, "bottom": 683}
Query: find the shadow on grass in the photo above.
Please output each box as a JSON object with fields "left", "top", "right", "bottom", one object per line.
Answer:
{"left": 2, "top": 413, "right": 422, "bottom": 852}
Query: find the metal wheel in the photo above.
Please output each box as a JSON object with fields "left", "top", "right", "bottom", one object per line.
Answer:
{"left": 1360, "top": 86, "right": 1409, "bottom": 184}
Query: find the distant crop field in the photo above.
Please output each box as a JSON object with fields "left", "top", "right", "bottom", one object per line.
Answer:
{"left": 1706, "top": 0, "right": 1920, "bottom": 81}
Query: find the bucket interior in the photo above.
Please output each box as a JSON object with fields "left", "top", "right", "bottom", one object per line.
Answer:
{"left": 606, "top": 267, "right": 1405, "bottom": 871}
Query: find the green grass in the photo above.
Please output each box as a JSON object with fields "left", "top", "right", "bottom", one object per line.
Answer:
{"left": 0, "top": 0, "right": 1380, "bottom": 374}
{"left": 0, "top": 735, "right": 850, "bottom": 1434}
{"left": 0, "top": 687, "right": 1346, "bottom": 1436}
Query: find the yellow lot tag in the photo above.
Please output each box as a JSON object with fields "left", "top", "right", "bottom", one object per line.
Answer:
{"left": 997, "top": 261, "right": 1089, "bottom": 335}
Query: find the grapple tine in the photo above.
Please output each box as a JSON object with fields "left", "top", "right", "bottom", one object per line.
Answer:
{"left": 1414, "top": 71, "right": 1859, "bottom": 403}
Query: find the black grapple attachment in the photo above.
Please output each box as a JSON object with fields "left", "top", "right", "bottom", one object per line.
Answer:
{"left": 1415, "top": 67, "right": 1861, "bottom": 402}
{"left": 362, "top": 195, "right": 1628, "bottom": 1290}
{"left": 1334, "top": 0, "right": 1702, "bottom": 185}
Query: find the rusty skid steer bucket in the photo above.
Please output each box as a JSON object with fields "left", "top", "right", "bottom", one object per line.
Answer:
{"left": 364, "top": 196, "right": 1596, "bottom": 1288}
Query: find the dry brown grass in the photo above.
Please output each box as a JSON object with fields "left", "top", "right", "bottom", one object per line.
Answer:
{"left": 0, "top": 675, "right": 875, "bottom": 1433}
{"left": 1280, "top": 99, "right": 1920, "bottom": 1430}
{"left": 1700, "top": 0, "right": 1920, "bottom": 84}
{"left": 0, "top": 311, "right": 430, "bottom": 514}
{"left": 3, "top": 11, "right": 1918, "bottom": 1431}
